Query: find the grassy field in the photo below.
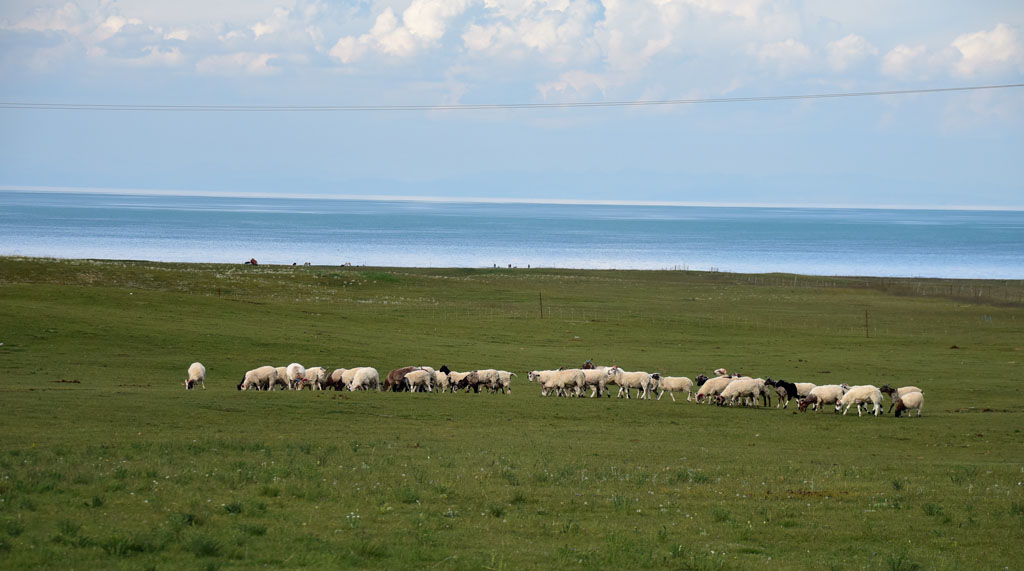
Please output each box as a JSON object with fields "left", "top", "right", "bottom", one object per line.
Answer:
{"left": 0, "top": 256, "right": 1022, "bottom": 569}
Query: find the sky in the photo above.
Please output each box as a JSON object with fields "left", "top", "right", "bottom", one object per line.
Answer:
{"left": 0, "top": 1, "right": 1022, "bottom": 208}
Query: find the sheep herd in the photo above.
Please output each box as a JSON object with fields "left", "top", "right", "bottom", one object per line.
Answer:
{"left": 186, "top": 361, "right": 924, "bottom": 417}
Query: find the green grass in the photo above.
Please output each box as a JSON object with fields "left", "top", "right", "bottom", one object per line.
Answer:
{"left": 0, "top": 256, "right": 1022, "bottom": 568}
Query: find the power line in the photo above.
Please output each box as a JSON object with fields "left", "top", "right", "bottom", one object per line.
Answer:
{"left": 1, "top": 83, "right": 1021, "bottom": 112}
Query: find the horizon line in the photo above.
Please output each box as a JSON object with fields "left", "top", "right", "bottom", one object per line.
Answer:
{"left": 3, "top": 185, "right": 1023, "bottom": 212}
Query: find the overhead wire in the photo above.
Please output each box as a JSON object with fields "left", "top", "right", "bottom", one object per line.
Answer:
{"left": 0, "top": 83, "right": 1021, "bottom": 112}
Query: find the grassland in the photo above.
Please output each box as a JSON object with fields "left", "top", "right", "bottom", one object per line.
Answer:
{"left": 0, "top": 256, "right": 1022, "bottom": 569}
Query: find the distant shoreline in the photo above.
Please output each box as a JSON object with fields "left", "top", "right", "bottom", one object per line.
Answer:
{"left": 3, "top": 185, "right": 1022, "bottom": 212}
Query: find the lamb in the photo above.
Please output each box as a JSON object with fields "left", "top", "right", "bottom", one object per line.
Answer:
{"left": 798, "top": 384, "right": 847, "bottom": 412}
{"left": 613, "top": 369, "right": 659, "bottom": 400}
{"left": 835, "top": 385, "right": 883, "bottom": 416}
{"left": 239, "top": 365, "right": 277, "bottom": 391}
{"left": 655, "top": 375, "right": 695, "bottom": 402}
{"left": 893, "top": 391, "right": 924, "bottom": 417}
{"left": 298, "top": 366, "right": 327, "bottom": 390}
{"left": 527, "top": 369, "right": 585, "bottom": 397}
{"left": 695, "top": 376, "right": 734, "bottom": 404}
{"left": 880, "top": 385, "right": 924, "bottom": 413}
{"left": 346, "top": 367, "right": 379, "bottom": 391}
{"left": 185, "top": 362, "right": 206, "bottom": 390}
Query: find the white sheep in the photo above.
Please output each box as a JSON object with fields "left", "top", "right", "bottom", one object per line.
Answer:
{"left": 836, "top": 385, "right": 883, "bottom": 416}
{"left": 657, "top": 376, "right": 694, "bottom": 402}
{"left": 798, "top": 385, "right": 847, "bottom": 412}
{"left": 612, "top": 369, "right": 658, "bottom": 400}
{"left": 447, "top": 370, "right": 473, "bottom": 392}
{"left": 473, "top": 369, "right": 503, "bottom": 393}
{"left": 285, "top": 363, "right": 306, "bottom": 388}
{"left": 528, "top": 369, "right": 585, "bottom": 397}
{"left": 880, "top": 385, "right": 924, "bottom": 413}
{"left": 298, "top": 366, "right": 327, "bottom": 390}
{"left": 716, "top": 377, "right": 764, "bottom": 406}
{"left": 269, "top": 366, "right": 291, "bottom": 390}
{"left": 435, "top": 370, "right": 451, "bottom": 393}
{"left": 893, "top": 391, "right": 924, "bottom": 417}
{"left": 794, "top": 383, "right": 816, "bottom": 398}
{"left": 185, "top": 362, "right": 206, "bottom": 390}
{"left": 347, "top": 367, "right": 380, "bottom": 391}
{"left": 404, "top": 369, "right": 433, "bottom": 392}
{"left": 695, "top": 376, "right": 733, "bottom": 404}
{"left": 239, "top": 365, "right": 277, "bottom": 391}
{"left": 582, "top": 366, "right": 616, "bottom": 398}
{"left": 496, "top": 370, "right": 516, "bottom": 395}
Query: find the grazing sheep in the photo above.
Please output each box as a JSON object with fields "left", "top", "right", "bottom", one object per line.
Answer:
{"left": 384, "top": 366, "right": 417, "bottom": 392}
{"left": 798, "top": 385, "right": 847, "bottom": 412}
{"left": 695, "top": 376, "right": 733, "bottom": 404}
{"left": 286, "top": 363, "right": 306, "bottom": 388}
{"left": 324, "top": 368, "right": 348, "bottom": 390}
{"left": 836, "top": 385, "right": 883, "bottom": 416}
{"left": 446, "top": 370, "right": 473, "bottom": 391}
{"left": 656, "top": 376, "right": 694, "bottom": 402}
{"left": 613, "top": 369, "right": 659, "bottom": 400}
{"left": 347, "top": 367, "right": 380, "bottom": 391}
{"left": 269, "top": 366, "right": 291, "bottom": 390}
{"left": 893, "top": 391, "right": 924, "bottom": 417}
{"left": 404, "top": 369, "right": 433, "bottom": 393}
{"left": 186, "top": 362, "right": 206, "bottom": 390}
{"left": 716, "top": 377, "right": 765, "bottom": 407}
{"left": 297, "top": 366, "right": 327, "bottom": 390}
{"left": 239, "top": 366, "right": 277, "bottom": 391}
{"left": 528, "top": 369, "right": 585, "bottom": 397}
{"left": 435, "top": 370, "right": 451, "bottom": 393}
{"left": 880, "top": 385, "right": 924, "bottom": 413}
{"left": 794, "top": 383, "right": 816, "bottom": 399}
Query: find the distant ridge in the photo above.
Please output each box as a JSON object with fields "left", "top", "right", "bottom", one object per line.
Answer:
{"left": 2, "top": 185, "right": 1022, "bottom": 212}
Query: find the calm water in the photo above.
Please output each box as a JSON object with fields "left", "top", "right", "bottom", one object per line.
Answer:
{"left": 1, "top": 191, "right": 1022, "bottom": 278}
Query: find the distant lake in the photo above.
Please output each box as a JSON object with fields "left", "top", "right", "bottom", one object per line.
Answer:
{"left": 1, "top": 191, "right": 1022, "bottom": 279}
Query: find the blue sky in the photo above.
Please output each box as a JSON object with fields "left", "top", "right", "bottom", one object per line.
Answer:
{"left": 1, "top": 1, "right": 1022, "bottom": 208}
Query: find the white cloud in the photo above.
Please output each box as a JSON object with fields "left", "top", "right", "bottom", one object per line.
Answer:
{"left": 950, "top": 23, "right": 1022, "bottom": 78}
{"left": 881, "top": 44, "right": 927, "bottom": 78}
{"left": 164, "top": 29, "right": 190, "bottom": 41}
{"left": 826, "top": 34, "right": 877, "bottom": 72}
{"left": 124, "top": 46, "right": 185, "bottom": 67}
{"left": 196, "top": 52, "right": 278, "bottom": 75}
{"left": 537, "top": 69, "right": 611, "bottom": 100}
{"left": 756, "top": 38, "right": 813, "bottom": 75}
{"left": 330, "top": 0, "right": 471, "bottom": 63}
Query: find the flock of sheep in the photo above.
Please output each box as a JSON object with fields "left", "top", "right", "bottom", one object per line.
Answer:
{"left": 185, "top": 362, "right": 923, "bottom": 417}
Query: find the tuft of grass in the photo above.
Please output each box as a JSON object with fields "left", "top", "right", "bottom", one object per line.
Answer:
{"left": 224, "top": 501, "right": 243, "bottom": 514}
{"left": 187, "top": 536, "right": 222, "bottom": 558}
{"left": 886, "top": 550, "right": 922, "bottom": 571}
